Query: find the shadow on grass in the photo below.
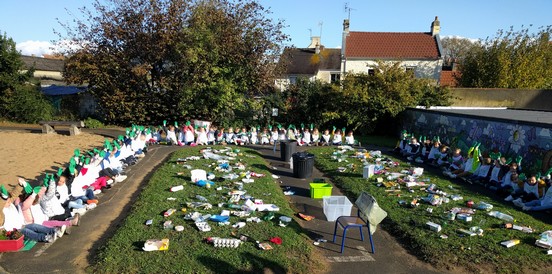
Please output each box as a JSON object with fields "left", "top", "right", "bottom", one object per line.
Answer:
{"left": 198, "top": 251, "right": 286, "bottom": 274}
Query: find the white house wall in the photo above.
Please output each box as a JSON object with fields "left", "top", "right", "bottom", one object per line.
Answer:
{"left": 345, "top": 59, "right": 443, "bottom": 82}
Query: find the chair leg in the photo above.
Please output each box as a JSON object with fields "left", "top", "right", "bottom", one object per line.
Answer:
{"left": 332, "top": 222, "right": 339, "bottom": 243}
{"left": 341, "top": 227, "right": 348, "bottom": 253}
{"left": 367, "top": 225, "right": 375, "bottom": 253}
{"left": 359, "top": 226, "right": 364, "bottom": 241}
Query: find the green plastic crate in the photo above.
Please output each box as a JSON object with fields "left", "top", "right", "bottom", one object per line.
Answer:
{"left": 310, "top": 183, "right": 333, "bottom": 199}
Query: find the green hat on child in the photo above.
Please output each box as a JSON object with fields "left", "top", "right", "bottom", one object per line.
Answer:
{"left": 33, "top": 186, "right": 42, "bottom": 195}
{"left": 74, "top": 149, "right": 80, "bottom": 157}
{"left": 118, "top": 135, "right": 124, "bottom": 141}
{"left": 1, "top": 185, "right": 9, "bottom": 200}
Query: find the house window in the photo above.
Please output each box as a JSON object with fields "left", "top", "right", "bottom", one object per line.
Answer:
{"left": 368, "top": 69, "right": 375, "bottom": 76}
{"left": 330, "top": 73, "right": 340, "bottom": 83}
{"left": 289, "top": 76, "right": 297, "bottom": 84}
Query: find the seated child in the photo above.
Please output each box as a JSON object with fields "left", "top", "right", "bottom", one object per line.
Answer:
{"left": 320, "top": 130, "right": 331, "bottom": 146}
{"left": 508, "top": 175, "right": 541, "bottom": 207}
{"left": 404, "top": 137, "right": 421, "bottom": 160}
{"left": 207, "top": 126, "right": 216, "bottom": 145}
{"left": 443, "top": 148, "right": 463, "bottom": 177}
{"left": 427, "top": 138, "right": 441, "bottom": 165}
{"left": 487, "top": 159, "right": 503, "bottom": 189}
{"left": 522, "top": 184, "right": 552, "bottom": 211}
{"left": 165, "top": 125, "right": 178, "bottom": 145}
{"left": 468, "top": 157, "right": 492, "bottom": 184}
{"left": 344, "top": 131, "right": 358, "bottom": 146}
{"left": 270, "top": 127, "right": 278, "bottom": 145}
{"left": 332, "top": 129, "right": 342, "bottom": 145}
{"left": 224, "top": 127, "right": 235, "bottom": 145}
{"left": 309, "top": 128, "right": 319, "bottom": 145}
{"left": 450, "top": 146, "right": 480, "bottom": 179}
{"left": 250, "top": 127, "right": 258, "bottom": 145}
{"left": 196, "top": 127, "right": 208, "bottom": 146}
{"left": 436, "top": 145, "right": 450, "bottom": 168}
{"left": 260, "top": 128, "right": 270, "bottom": 145}
{"left": 300, "top": 128, "right": 311, "bottom": 146}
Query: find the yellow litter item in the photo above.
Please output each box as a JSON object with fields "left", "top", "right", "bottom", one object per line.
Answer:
{"left": 143, "top": 238, "right": 170, "bottom": 251}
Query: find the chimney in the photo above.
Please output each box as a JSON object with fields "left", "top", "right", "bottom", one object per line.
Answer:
{"left": 307, "top": 36, "right": 321, "bottom": 49}
{"left": 431, "top": 16, "right": 440, "bottom": 36}
{"left": 343, "top": 19, "right": 350, "bottom": 33}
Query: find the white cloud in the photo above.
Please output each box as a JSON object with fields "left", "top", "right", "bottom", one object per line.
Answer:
{"left": 441, "top": 35, "right": 480, "bottom": 44}
{"left": 17, "top": 40, "right": 54, "bottom": 56}
{"left": 16, "top": 40, "right": 83, "bottom": 57}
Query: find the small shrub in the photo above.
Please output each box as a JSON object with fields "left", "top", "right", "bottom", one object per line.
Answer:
{"left": 7, "top": 85, "right": 54, "bottom": 123}
{"left": 84, "top": 117, "right": 104, "bottom": 129}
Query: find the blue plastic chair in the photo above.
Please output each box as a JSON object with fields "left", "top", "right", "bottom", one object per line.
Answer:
{"left": 332, "top": 192, "right": 376, "bottom": 254}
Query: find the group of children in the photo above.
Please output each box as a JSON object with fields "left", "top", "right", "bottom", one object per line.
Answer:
{"left": 1, "top": 126, "right": 150, "bottom": 243}
{"left": 148, "top": 121, "right": 360, "bottom": 147}
{"left": 395, "top": 130, "right": 552, "bottom": 212}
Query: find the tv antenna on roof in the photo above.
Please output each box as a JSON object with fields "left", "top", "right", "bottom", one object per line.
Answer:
{"left": 308, "top": 28, "right": 312, "bottom": 37}
{"left": 318, "top": 21, "right": 323, "bottom": 38}
{"left": 344, "top": 2, "right": 355, "bottom": 20}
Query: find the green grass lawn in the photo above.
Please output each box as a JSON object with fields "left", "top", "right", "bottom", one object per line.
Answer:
{"left": 310, "top": 147, "right": 552, "bottom": 274}
{"left": 92, "top": 146, "right": 323, "bottom": 273}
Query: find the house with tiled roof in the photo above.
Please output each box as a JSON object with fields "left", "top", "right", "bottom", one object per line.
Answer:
{"left": 275, "top": 37, "right": 341, "bottom": 90}
{"left": 20, "top": 55, "right": 65, "bottom": 85}
{"left": 341, "top": 17, "right": 443, "bottom": 83}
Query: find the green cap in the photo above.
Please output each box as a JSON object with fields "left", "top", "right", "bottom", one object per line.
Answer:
{"left": 186, "top": 121, "right": 191, "bottom": 126}
{"left": 74, "top": 149, "right": 80, "bottom": 157}
{"left": 100, "top": 150, "right": 106, "bottom": 158}
{"left": 125, "top": 128, "right": 130, "bottom": 135}
{"left": 85, "top": 157, "right": 90, "bottom": 165}
{"left": 118, "top": 135, "right": 124, "bottom": 141}
{"left": 57, "top": 167, "right": 64, "bottom": 177}
{"left": 93, "top": 148, "right": 100, "bottom": 155}
{"left": 33, "top": 186, "right": 42, "bottom": 195}
{"left": 1, "top": 185, "right": 9, "bottom": 199}
{"left": 113, "top": 140, "right": 121, "bottom": 150}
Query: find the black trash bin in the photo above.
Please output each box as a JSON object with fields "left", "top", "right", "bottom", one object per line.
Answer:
{"left": 280, "top": 140, "right": 297, "bottom": 161}
{"left": 292, "top": 152, "right": 315, "bottom": 178}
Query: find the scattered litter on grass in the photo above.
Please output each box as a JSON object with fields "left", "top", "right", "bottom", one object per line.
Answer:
{"left": 143, "top": 239, "right": 169, "bottom": 251}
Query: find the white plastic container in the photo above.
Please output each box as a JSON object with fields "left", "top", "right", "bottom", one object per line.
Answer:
{"left": 191, "top": 169, "right": 207, "bottom": 182}
{"left": 363, "top": 165, "right": 375, "bottom": 179}
{"left": 323, "top": 196, "right": 353, "bottom": 221}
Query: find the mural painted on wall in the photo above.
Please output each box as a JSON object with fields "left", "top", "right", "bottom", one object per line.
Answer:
{"left": 403, "top": 109, "right": 552, "bottom": 174}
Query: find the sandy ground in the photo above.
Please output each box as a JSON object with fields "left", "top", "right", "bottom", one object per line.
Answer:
{"left": 0, "top": 130, "right": 105, "bottom": 224}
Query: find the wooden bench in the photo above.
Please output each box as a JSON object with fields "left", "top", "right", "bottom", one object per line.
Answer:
{"left": 39, "top": 120, "right": 85, "bottom": 136}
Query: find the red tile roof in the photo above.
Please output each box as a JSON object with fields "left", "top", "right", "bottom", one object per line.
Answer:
{"left": 439, "top": 70, "right": 461, "bottom": 87}
{"left": 345, "top": 32, "right": 441, "bottom": 59}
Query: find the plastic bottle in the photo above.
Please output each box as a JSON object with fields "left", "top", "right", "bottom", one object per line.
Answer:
{"left": 488, "top": 211, "right": 514, "bottom": 222}
{"left": 170, "top": 185, "right": 184, "bottom": 192}
{"left": 196, "top": 195, "right": 208, "bottom": 202}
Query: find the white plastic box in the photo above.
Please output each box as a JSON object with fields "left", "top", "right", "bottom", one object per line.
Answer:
{"left": 323, "top": 196, "right": 353, "bottom": 222}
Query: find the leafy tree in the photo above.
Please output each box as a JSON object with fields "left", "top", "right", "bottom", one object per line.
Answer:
{"left": 60, "top": 0, "right": 287, "bottom": 125}
{"left": 0, "top": 31, "right": 52, "bottom": 123}
{"left": 458, "top": 26, "right": 552, "bottom": 88}
{"left": 440, "top": 36, "right": 478, "bottom": 67}
{"left": 0, "top": 31, "right": 33, "bottom": 115}
{"left": 338, "top": 61, "right": 450, "bottom": 133}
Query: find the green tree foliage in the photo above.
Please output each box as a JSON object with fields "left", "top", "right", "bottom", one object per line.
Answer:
{"left": 458, "top": 26, "right": 552, "bottom": 88}
{"left": 0, "top": 32, "right": 33, "bottom": 114}
{"left": 279, "top": 78, "right": 338, "bottom": 126}
{"left": 0, "top": 31, "right": 53, "bottom": 123}
{"left": 272, "top": 62, "right": 450, "bottom": 134}
{"left": 60, "top": 0, "right": 287, "bottom": 125}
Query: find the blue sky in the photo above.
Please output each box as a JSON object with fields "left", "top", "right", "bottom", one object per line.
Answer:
{"left": 1, "top": 0, "right": 550, "bottom": 55}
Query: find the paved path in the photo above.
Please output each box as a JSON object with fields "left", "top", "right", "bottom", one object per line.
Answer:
{"left": 253, "top": 145, "right": 442, "bottom": 274}
{"left": 0, "top": 127, "right": 443, "bottom": 273}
